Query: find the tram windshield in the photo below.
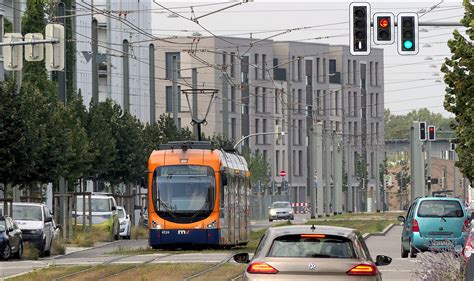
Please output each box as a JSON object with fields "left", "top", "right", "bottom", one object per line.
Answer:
{"left": 153, "top": 165, "right": 216, "bottom": 217}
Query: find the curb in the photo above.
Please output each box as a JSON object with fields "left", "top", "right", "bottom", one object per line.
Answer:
{"left": 363, "top": 223, "right": 397, "bottom": 240}
{"left": 56, "top": 240, "right": 119, "bottom": 259}
{"left": 2, "top": 263, "right": 50, "bottom": 280}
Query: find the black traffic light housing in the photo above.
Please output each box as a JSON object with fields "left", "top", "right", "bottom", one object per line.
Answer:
{"left": 428, "top": 125, "right": 436, "bottom": 141}
{"left": 350, "top": 3, "right": 371, "bottom": 55}
{"left": 373, "top": 13, "right": 394, "bottom": 45}
{"left": 419, "top": 122, "right": 426, "bottom": 141}
{"left": 397, "top": 13, "right": 419, "bottom": 55}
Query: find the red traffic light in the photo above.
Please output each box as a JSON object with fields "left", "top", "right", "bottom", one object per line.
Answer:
{"left": 428, "top": 127, "right": 435, "bottom": 132}
{"left": 378, "top": 18, "right": 389, "bottom": 28}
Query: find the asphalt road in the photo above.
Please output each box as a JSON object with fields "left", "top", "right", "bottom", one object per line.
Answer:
{"left": 365, "top": 225, "right": 416, "bottom": 280}
{"left": 0, "top": 218, "right": 418, "bottom": 280}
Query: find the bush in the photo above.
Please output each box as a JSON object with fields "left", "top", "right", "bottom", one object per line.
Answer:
{"left": 413, "top": 250, "right": 464, "bottom": 280}
{"left": 51, "top": 239, "right": 66, "bottom": 256}
{"left": 131, "top": 226, "right": 148, "bottom": 239}
{"left": 72, "top": 228, "right": 113, "bottom": 247}
{"left": 22, "top": 242, "right": 39, "bottom": 260}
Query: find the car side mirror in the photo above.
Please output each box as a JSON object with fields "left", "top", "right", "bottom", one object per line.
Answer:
{"left": 111, "top": 206, "right": 117, "bottom": 211}
{"left": 45, "top": 216, "right": 53, "bottom": 223}
{"left": 56, "top": 224, "right": 62, "bottom": 230}
{"left": 233, "top": 253, "right": 250, "bottom": 264}
{"left": 126, "top": 215, "right": 130, "bottom": 220}
{"left": 375, "top": 255, "right": 392, "bottom": 266}
{"left": 8, "top": 227, "right": 14, "bottom": 232}
{"left": 397, "top": 216, "right": 405, "bottom": 223}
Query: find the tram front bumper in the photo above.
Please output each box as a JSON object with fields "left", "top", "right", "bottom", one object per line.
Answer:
{"left": 149, "top": 228, "right": 220, "bottom": 246}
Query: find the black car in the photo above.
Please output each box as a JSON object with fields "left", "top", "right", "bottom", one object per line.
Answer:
{"left": 0, "top": 216, "right": 23, "bottom": 260}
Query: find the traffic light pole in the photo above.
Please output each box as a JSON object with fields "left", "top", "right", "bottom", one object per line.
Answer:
{"left": 426, "top": 141, "right": 432, "bottom": 196}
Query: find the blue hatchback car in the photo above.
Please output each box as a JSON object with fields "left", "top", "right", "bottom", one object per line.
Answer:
{"left": 398, "top": 197, "right": 470, "bottom": 258}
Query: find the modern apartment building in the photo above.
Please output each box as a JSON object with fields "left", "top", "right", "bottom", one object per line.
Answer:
{"left": 155, "top": 37, "right": 385, "bottom": 213}
{"left": 75, "top": 0, "right": 153, "bottom": 122}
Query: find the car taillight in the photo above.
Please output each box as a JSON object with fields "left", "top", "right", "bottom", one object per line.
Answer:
{"left": 462, "top": 219, "right": 470, "bottom": 232}
{"left": 412, "top": 219, "right": 420, "bottom": 232}
{"left": 247, "top": 262, "right": 278, "bottom": 274}
{"left": 346, "top": 263, "right": 378, "bottom": 276}
{"left": 463, "top": 234, "right": 473, "bottom": 261}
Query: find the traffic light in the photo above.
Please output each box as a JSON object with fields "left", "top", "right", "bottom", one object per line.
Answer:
{"left": 45, "top": 23, "right": 65, "bottom": 71}
{"left": 397, "top": 13, "right": 419, "bottom": 55}
{"left": 419, "top": 122, "right": 426, "bottom": 141}
{"left": 427, "top": 125, "right": 436, "bottom": 141}
{"left": 373, "top": 13, "right": 394, "bottom": 45}
{"left": 2, "top": 33, "right": 23, "bottom": 71}
{"left": 350, "top": 2, "right": 371, "bottom": 56}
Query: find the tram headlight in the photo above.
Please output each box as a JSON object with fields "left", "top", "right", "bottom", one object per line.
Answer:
{"left": 152, "top": 221, "right": 162, "bottom": 229}
{"left": 206, "top": 220, "right": 217, "bottom": 229}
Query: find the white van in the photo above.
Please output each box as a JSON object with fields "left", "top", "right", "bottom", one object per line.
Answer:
{"left": 74, "top": 194, "right": 120, "bottom": 240}
{"left": 12, "top": 203, "right": 55, "bottom": 256}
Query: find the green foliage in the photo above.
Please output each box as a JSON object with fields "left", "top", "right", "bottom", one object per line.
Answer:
{"left": 379, "top": 157, "right": 388, "bottom": 186}
{"left": 396, "top": 161, "right": 411, "bottom": 191}
{"left": 355, "top": 152, "right": 368, "bottom": 189}
{"left": 384, "top": 108, "right": 455, "bottom": 140}
{"left": 4, "top": 18, "right": 12, "bottom": 33}
{"left": 442, "top": 0, "right": 474, "bottom": 179}
{"left": 244, "top": 151, "right": 271, "bottom": 188}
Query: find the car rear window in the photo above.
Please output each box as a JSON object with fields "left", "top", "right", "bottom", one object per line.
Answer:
{"left": 267, "top": 234, "right": 356, "bottom": 258}
{"left": 272, "top": 202, "right": 291, "bottom": 208}
{"left": 417, "top": 200, "right": 464, "bottom": 218}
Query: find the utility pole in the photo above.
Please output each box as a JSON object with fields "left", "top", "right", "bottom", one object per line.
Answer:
{"left": 334, "top": 133, "right": 343, "bottom": 214}
{"left": 309, "top": 122, "right": 316, "bottom": 219}
{"left": 410, "top": 121, "right": 425, "bottom": 201}
{"left": 172, "top": 56, "right": 179, "bottom": 128}
{"left": 315, "top": 122, "right": 324, "bottom": 217}
{"left": 426, "top": 141, "right": 432, "bottom": 196}
{"left": 221, "top": 62, "right": 229, "bottom": 138}
{"left": 324, "top": 127, "right": 332, "bottom": 216}
{"left": 375, "top": 141, "right": 381, "bottom": 212}
{"left": 192, "top": 68, "right": 199, "bottom": 138}
{"left": 13, "top": 0, "right": 22, "bottom": 93}
{"left": 453, "top": 150, "right": 457, "bottom": 197}
{"left": 360, "top": 64, "right": 367, "bottom": 212}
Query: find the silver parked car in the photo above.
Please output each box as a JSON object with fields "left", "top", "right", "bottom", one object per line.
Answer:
{"left": 234, "top": 225, "right": 392, "bottom": 280}
{"left": 268, "top": 201, "right": 294, "bottom": 222}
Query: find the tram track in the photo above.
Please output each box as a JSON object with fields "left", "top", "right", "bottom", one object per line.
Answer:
{"left": 182, "top": 253, "right": 235, "bottom": 281}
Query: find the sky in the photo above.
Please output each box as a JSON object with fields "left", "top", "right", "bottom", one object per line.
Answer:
{"left": 150, "top": 0, "right": 468, "bottom": 117}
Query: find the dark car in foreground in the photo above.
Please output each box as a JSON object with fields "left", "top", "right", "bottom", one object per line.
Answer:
{"left": 234, "top": 225, "right": 392, "bottom": 280}
{"left": 0, "top": 216, "right": 23, "bottom": 260}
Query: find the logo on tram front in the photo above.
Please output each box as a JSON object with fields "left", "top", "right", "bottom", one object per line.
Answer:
{"left": 177, "top": 230, "right": 190, "bottom": 235}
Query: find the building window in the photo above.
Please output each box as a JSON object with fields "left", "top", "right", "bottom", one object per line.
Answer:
{"left": 230, "top": 52, "right": 235, "bottom": 77}
{"left": 231, "top": 118, "right": 236, "bottom": 140}
{"left": 370, "top": 93, "right": 374, "bottom": 117}
{"left": 282, "top": 150, "right": 286, "bottom": 170}
{"left": 298, "top": 120, "right": 303, "bottom": 145}
{"left": 354, "top": 152, "right": 358, "bottom": 172}
{"left": 297, "top": 57, "right": 302, "bottom": 81}
{"left": 347, "top": 59, "right": 351, "bottom": 84}
{"left": 263, "top": 119, "right": 267, "bottom": 144}
{"left": 354, "top": 122, "right": 358, "bottom": 146}
{"left": 348, "top": 91, "right": 352, "bottom": 116}
{"left": 255, "top": 118, "right": 260, "bottom": 144}
{"left": 375, "top": 93, "right": 379, "bottom": 117}
{"left": 329, "top": 59, "right": 336, "bottom": 75}
{"left": 165, "top": 86, "right": 181, "bottom": 112}
{"left": 275, "top": 119, "right": 280, "bottom": 145}
{"left": 263, "top": 150, "right": 267, "bottom": 164}
{"left": 316, "top": 58, "right": 320, "bottom": 83}
{"left": 323, "top": 90, "right": 327, "bottom": 115}
{"left": 276, "top": 150, "right": 280, "bottom": 176}
{"left": 262, "top": 54, "right": 266, "bottom": 79}
{"left": 370, "top": 61, "right": 373, "bottom": 86}
{"left": 223, "top": 52, "right": 227, "bottom": 70}
{"left": 348, "top": 122, "right": 352, "bottom": 144}
{"left": 353, "top": 92, "right": 357, "bottom": 117}
{"left": 370, "top": 122, "right": 374, "bottom": 145}
{"left": 375, "top": 62, "right": 379, "bottom": 86}
{"left": 293, "top": 150, "right": 297, "bottom": 176}
{"left": 230, "top": 86, "right": 236, "bottom": 112}
{"left": 371, "top": 152, "right": 375, "bottom": 178}
{"left": 165, "top": 52, "right": 180, "bottom": 80}
{"left": 254, "top": 53, "right": 259, "bottom": 80}
{"left": 275, "top": 89, "right": 279, "bottom": 114}
{"left": 375, "top": 122, "right": 379, "bottom": 143}
{"left": 353, "top": 60, "right": 357, "bottom": 85}
{"left": 262, "top": 88, "right": 266, "bottom": 113}
{"left": 316, "top": 90, "right": 321, "bottom": 115}
{"left": 298, "top": 150, "right": 303, "bottom": 176}
{"left": 323, "top": 58, "right": 327, "bottom": 83}
{"left": 335, "top": 91, "right": 339, "bottom": 116}
{"left": 255, "top": 87, "right": 259, "bottom": 112}
{"left": 297, "top": 89, "right": 302, "bottom": 113}
{"left": 291, "top": 56, "right": 296, "bottom": 81}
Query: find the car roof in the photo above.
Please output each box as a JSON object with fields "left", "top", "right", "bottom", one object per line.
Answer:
{"left": 418, "top": 197, "right": 462, "bottom": 202}
{"left": 267, "top": 225, "right": 357, "bottom": 238}
{"left": 76, "top": 194, "right": 113, "bottom": 199}
{"left": 12, "top": 202, "right": 45, "bottom": 207}
{"left": 272, "top": 201, "right": 291, "bottom": 204}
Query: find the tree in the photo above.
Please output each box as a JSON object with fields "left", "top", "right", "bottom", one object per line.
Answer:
{"left": 244, "top": 151, "right": 271, "bottom": 188}
{"left": 384, "top": 108, "right": 455, "bottom": 139}
{"left": 442, "top": 0, "right": 474, "bottom": 180}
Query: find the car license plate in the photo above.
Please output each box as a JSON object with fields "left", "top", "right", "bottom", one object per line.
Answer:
{"left": 430, "top": 240, "right": 453, "bottom": 246}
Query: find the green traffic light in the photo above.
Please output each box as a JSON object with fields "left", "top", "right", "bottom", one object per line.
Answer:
{"left": 403, "top": 40, "right": 413, "bottom": 49}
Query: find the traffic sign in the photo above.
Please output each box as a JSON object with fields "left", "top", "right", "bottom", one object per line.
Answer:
{"left": 280, "top": 170, "right": 286, "bottom": 177}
